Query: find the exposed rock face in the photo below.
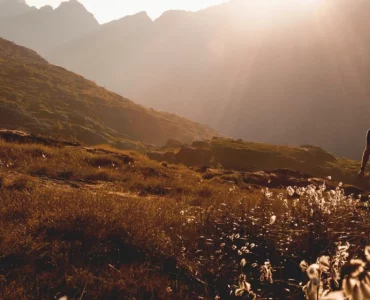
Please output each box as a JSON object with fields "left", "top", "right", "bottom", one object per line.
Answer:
{"left": 147, "top": 151, "right": 176, "bottom": 164}
{"left": 175, "top": 147, "right": 213, "bottom": 166}
{"left": 0, "top": 129, "right": 80, "bottom": 147}
{"left": 162, "top": 139, "right": 185, "bottom": 149}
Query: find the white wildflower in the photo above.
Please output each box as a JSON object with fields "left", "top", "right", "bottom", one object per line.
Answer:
{"left": 365, "top": 246, "right": 370, "bottom": 261}
{"left": 306, "top": 264, "right": 320, "bottom": 280}
{"left": 240, "top": 258, "right": 247, "bottom": 267}
{"left": 318, "top": 256, "right": 330, "bottom": 272}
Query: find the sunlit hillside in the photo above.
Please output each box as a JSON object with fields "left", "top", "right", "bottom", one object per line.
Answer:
{"left": 0, "top": 38, "right": 217, "bottom": 149}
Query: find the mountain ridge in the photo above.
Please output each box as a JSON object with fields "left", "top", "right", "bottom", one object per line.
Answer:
{"left": 0, "top": 0, "right": 35, "bottom": 19}
{"left": 0, "top": 38, "right": 217, "bottom": 149}
{"left": 46, "top": 0, "right": 370, "bottom": 159}
{"left": 0, "top": 0, "right": 99, "bottom": 56}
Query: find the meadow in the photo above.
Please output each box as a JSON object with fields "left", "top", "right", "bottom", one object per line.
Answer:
{"left": 0, "top": 134, "right": 369, "bottom": 299}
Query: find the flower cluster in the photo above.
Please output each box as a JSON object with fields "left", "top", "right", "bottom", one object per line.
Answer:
{"left": 235, "top": 274, "right": 256, "bottom": 298}
{"left": 342, "top": 247, "right": 370, "bottom": 299}
{"left": 300, "top": 245, "right": 370, "bottom": 300}
{"left": 260, "top": 261, "right": 274, "bottom": 284}
{"left": 175, "top": 180, "right": 366, "bottom": 299}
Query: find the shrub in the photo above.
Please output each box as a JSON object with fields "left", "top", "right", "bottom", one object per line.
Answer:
{"left": 7, "top": 175, "right": 35, "bottom": 191}
{"left": 197, "top": 185, "right": 213, "bottom": 197}
{"left": 85, "top": 170, "right": 118, "bottom": 182}
{"left": 57, "top": 171, "right": 74, "bottom": 180}
{"left": 87, "top": 155, "right": 121, "bottom": 168}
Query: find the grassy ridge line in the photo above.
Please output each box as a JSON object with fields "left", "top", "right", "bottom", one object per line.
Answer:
{"left": 151, "top": 137, "right": 366, "bottom": 190}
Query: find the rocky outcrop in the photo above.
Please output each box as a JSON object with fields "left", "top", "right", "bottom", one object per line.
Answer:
{"left": 0, "top": 129, "right": 79, "bottom": 147}
{"left": 175, "top": 147, "right": 213, "bottom": 166}
{"left": 147, "top": 137, "right": 367, "bottom": 191}
{"left": 147, "top": 151, "right": 176, "bottom": 163}
{"left": 161, "top": 139, "right": 185, "bottom": 149}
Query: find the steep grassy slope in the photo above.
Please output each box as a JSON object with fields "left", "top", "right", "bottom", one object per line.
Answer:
{"left": 0, "top": 131, "right": 369, "bottom": 299}
{"left": 0, "top": 38, "right": 217, "bottom": 150}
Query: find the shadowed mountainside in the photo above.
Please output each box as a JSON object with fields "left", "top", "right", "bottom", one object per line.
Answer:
{"left": 0, "top": 38, "right": 217, "bottom": 150}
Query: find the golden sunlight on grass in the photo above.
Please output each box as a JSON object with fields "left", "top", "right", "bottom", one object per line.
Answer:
{"left": 0, "top": 132, "right": 369, "bottom": 299}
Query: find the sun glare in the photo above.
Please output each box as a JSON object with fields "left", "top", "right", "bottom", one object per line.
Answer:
{"left": 298, "top": 0, "right": 323, "bottom": 7}
{"left": 228, "top": 0, "right": 325, "bottom": 23}
{"left": 241, "top": 0, "right": 324, "bottom": 10}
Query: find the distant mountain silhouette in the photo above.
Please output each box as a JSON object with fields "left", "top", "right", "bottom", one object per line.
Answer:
{"left": 0, "top": 0, "right": 34, "bottom": 19}
{"left": 51, "top": 11, "right": 154, "bottom": 95}
{"left": 45, "top": 0, "right": 370, "bottom": 159}
{"left": 2, "top": 0, "right": 370, "bottom": 158}
{"left": 0, "top": 0, "right": 99, "bottom": 56}
{"left": 0, "top": 38, "right": 217, "bottom": 149}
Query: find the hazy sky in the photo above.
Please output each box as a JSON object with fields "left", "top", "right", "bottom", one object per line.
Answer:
{"left": 25, "top": 0, "right": 229, "bottom": 23}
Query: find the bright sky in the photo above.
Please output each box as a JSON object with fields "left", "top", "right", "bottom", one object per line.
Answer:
{"left": 25, "top": 0, "right": 229, "bottom": 23}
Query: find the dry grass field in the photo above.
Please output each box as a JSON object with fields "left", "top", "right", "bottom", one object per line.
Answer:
{"left": 0, "top": 133, "right": 369, "bottom": 299}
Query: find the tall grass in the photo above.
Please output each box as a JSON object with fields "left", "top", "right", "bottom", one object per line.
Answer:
{"left": 0, "top": 139, "right": 369, "bottom": 299}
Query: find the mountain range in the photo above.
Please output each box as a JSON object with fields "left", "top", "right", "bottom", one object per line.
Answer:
{"left": 0, "top": 0, "right": 99, "bottom": 56}
{"left": 1, "top": 0, "right": 370, "bottom": 158}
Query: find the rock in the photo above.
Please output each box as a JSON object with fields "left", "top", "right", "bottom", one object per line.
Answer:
{"left": 175, "top": 147, "right": 212, "bottom": 166}
{"left": 243, "top": 171, "right": 270, "bottom": 186}
{"left": 0, "top": 129, "right": 80, "bottom": 147}
{"left": 266, "top": 169, "right": 310, "bottom": 179}
{"left": 192, "top": 140, "right": 211, "bottom": 148}
{"left": 300, "top": 145, "right": 337, "bottom": 163}
{"left": 162, "top": 139, "right": 184, "bottom": 149}
{"left": 147, "top": 151, "right": 176, "bottom": 163}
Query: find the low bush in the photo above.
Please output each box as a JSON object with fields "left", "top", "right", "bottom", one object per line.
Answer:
{"left": 7, "top": 175, "right": 36, "bottom": 191}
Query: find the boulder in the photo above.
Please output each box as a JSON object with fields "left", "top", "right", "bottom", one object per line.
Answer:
{"left": 162, "top": 138, "right": 185, "bottom": 149}
{"left": 175, "top": 147, "right": 212, "bottom": 166}
{"left": 147, "top": 151, "right": 176, "bottom": 163}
